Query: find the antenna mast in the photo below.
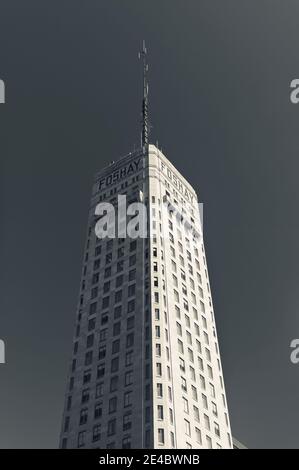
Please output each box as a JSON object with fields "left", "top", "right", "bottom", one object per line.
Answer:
{"left": 138, "top": 40, "right": 149, "bottom": 149}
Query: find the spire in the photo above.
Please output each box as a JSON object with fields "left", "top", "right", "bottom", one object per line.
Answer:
{"left": 138, "top": 40, "right": 149, "bottom": 149}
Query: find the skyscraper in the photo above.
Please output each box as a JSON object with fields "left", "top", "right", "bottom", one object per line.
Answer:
{"left": 59, "top": 44, "right": 233, "bottom": 450}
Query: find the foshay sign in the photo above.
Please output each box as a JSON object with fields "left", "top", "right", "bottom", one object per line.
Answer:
{"left": 160, "top": 160, "right": 195, "bottom": 205}
{"left": 98, "top": 158, "right": 143, "bottom": 191}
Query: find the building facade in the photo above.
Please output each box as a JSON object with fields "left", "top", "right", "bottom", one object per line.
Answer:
{"left": 59, "top": 144, "right": 233, "bottom": 449}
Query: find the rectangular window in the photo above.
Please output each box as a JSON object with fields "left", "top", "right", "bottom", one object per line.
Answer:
{"left": 77, "top": 431, "right": 86, "bottom": 448}
{"left": 157, "top": 383, "right": 163, "bottom": 397}
{"left": 158, "top": 428, "right": 165, "bottom": 444}
{"left": 184, "top": 419, "right": 191, "bottom": 436}
{"left": 107, "top": 419, "right": 116, "bottom": 436}
{"left": 109, "top": 397, "right": 117, "bottom": 414}
{"left": 124, "top": 391, "right": 132, "bottom": 407}
{"left": 94, "top": 402, "right": 102, "bottom": 419}
{"left": 92, "top": 424, "right": 101, "bottom": 442}
{"left": 157, "top": 405, "right": 164, "bottom": 420}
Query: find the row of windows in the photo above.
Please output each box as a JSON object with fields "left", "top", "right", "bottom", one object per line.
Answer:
{"left": 76, "top": 427, "right": 132, "bottom": 448}
{"left": 157, "top": 427, "right": 223, "bottom": 449}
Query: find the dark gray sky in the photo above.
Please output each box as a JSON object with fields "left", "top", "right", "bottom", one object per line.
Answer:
{"left": 1, "top": 0, "right": 299, "bottom": 449}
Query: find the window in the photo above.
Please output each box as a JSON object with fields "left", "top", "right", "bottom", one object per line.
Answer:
{"left": 204, "top": 414, "right": 210, "bottom": 430}
{"left": 178, "top": 339, "right": 184, "bottom": 353}
{"left": 88, "top": 318, "right": 96, "bottom": 331}
{"left": 175, "top": 305, "right": 181, "bottom": 318}
{"left": 193, "top": 405, "right": 200, "bottom": 422}
{"left": 156, "top": 363, "right": 162, "bottom": 376}
{"left": 124, "top": 391, "right": 133, "bottom": 407}
{"left": 130, "top": 240, "right": 137, "bottom": 252}
{"left": 91, "top": 286, "right": 98, "bottom": 299}
{"left": 179, "top": 357, "right": 185, "bottom": 372}
{"left": 104, "top": 267, "right": 111, "bottom": 278}
{"left": 129, "top": 254, "right": 136, "bottom": 266}
{"left": 189, "top": 366, "right": 196, "bottom": 381}
{"left": 118, "top": 247, "right": 125, "bottom": 258}
{"left": 204, "top": 331, "right": 209, "bottom": 345}
{"left": 112, "top": 339, "right": 120, "bottom": 354}
{"left": 93, "top": 424, "right": 101, "bottom": 442}
{"left": 176, "top": 322, "right": 182, "bottom": 336}
{"left": 127, "top": 299, "right": 135, "bottom": 313}
{"left": 205, "top": 348, "right": 211, "bottom": 362}
{"left": 157, "top": 383, "right": 163, "bottom": 397}
{"left": 184, "top": 419, "right": 191, "bottom": 436}
{"left": 214, "top": 422, "right": 220, "bottom": 437}
{"left": 89, "top": 302, "right": 97, "bottom": 315}
{"left": 106, "top": 252, "right": 112, "bottom": 264}
{"left": 81, "top": 388, "right": 90, "bottom": 404}
{"left": 200, "top": 375, "right": 206, "bottom": 390}
{"left": 158, "top": 428, "right": 165, "bottom": 444}
{"left": 117, "top": 261, "right": 124, "bottom": 272}
{"left": 126, "top": 350, "right": 134, "bottom": 366}
{"left": 191, "top": 385, "right": 198, "bottom": 401}
{"left": 61, "top": 438, "right": 67, "bottom": 449}
{"left": 181, "top": 377, "right": 187, "bottom": 392}
{"left": 85, "top": 351, "right": 93, "bottom": 366}
{"left": 202, "top": 394, "right": 208, "bottom": 409}
{"left": 94, "top": 402, "right": 102, "bottom": 419}
{"left": 195, "top": 427, "right": 202, "bottom": 444}
{"left": 126, "top": 333, "right": 134, "bottom": 347}
{"left": 212, "top": 402, "right": 218, "bottom": 416}
{"left": 129, "top": 269, "right": 136, "bottom": 281}
{"left": 99, "top": 329, "right": 107, "bottom": 342}
{"left": 77, "top": 431, "right": 86, "bottom": 448}
{"left": 113, "top": 305, "right": 121, "bottom": 319}
{"left": 109, "top": 397, "right": 117, "bottom": 414}
{"left": 127, "top": 316, "right": 135, "bottom": 330}
{"left": 128, "top": 284, "right": 136, "bottom": 297}
{"left": 116, "top": 275, "right": 123, "bottom": 288}
{"left": 96, "top": 383, "right": 103, "bottom": 398}
{"left": 107, "top": 419, "right": 116, "bottom": 436}
{"left": 206, "top": 436, "right": 212, "bottom": 449}
{"left": 113, "top": 322, "right": 121, "bottom": 336}
{"left": 123, "top": 412, "right": 132, "bottom": 431}
{"left": 183, "top": 397, "right": 189, "bottom": 413}
{"left": 115, "top": 290, "right": 122, "bottom": 303}
{"left": 125, "top": 370, "right": 133, "bottom": 386}
{"left": 79, "top": 408, "right": 88, "bottom": 425}
{"left": 157, "top": 405, "right": 164, "bottom": 420}
{"left": 156, "top": 344, "right": 161, "bottom": 356}
{"left": 122, "top": 436, "right": 131, "bottom": 449}
{"left": 83, "top": 369, "right": 91, "bottom": 384}
{"left": 103, "top": 281, "right": 110, "bottom": 293}
{"left": 207, "top": 365, "right": 213, "bottom": 379}
{"left": 110, "top": 376, "right": 118, "bottom": 392}
{"left": 97, "top": 365, "right": 105, "bottom": 379}
{"left": 111, "top": 357, "right": 119, "bottom": 373}
{"left": 98, "top": 346, "right": 106, "bottom": 360}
